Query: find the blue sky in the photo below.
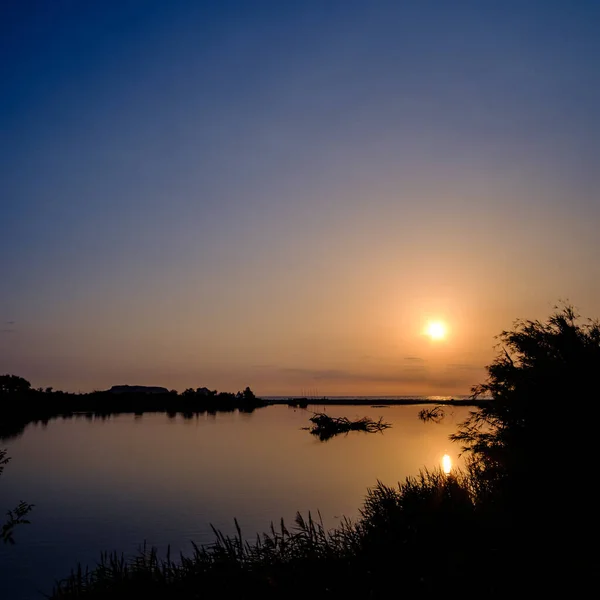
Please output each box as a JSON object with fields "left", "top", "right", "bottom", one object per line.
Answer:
{"left": 1, "top": 0, "right": 599, "bottom": 393}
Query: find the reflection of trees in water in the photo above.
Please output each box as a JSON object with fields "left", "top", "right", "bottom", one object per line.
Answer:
{"left": 0, "top": 407, "right": 257, "bottom": 442}
{"left": 0, "top": 419, "right": 32, "bottom": 441}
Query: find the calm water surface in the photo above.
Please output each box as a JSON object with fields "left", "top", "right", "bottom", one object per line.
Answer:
{"left": 0, "top": 404, "right": 469, "bottom": 599}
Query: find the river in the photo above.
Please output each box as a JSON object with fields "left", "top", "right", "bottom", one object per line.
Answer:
{"left": 0, "top": 403, "right": 469, "bottom": 599}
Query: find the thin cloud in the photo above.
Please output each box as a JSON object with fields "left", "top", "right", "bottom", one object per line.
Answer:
{"left": 446, "top": 363, "right": 482, "bottom": 371}
{"left": 2, "top": 320, "right": 16, "bottom": 333}
{"left": 277, "top": 366, "right": 470, "bottom": 389}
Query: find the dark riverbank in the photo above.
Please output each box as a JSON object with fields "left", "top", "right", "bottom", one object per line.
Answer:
{"left": 1, "top": 396, "right": 486, "bottom": 441}
{"left": 0, "top": 375, "right": 487, "bottom": 441}
{"left": 0, "top": 378, "right": 268, "bottom": 441}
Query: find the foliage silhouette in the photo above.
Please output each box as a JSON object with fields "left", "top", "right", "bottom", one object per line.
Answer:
{"left": 451, "top": 304, "right": 598, "bottom": 510}
{"left": 0, "top": 374, "right": 31, "bottom": 395}
{"left": 0, "top": 448, "right": 34, "bottom": 544}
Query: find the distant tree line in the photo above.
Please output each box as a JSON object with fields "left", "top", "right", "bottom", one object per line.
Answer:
{"left": 0, "top": 376, "right": 266, "bottom": 441}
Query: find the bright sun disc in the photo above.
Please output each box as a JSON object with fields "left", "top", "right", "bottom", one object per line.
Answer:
{"left": 442, "top": 454, "right": 452, "bottom": 474}
{"left": 426, "top": 321, "right": 446, "bottom": 340}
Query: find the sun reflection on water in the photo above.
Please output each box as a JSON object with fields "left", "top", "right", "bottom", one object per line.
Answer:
{"left": 442, "top": 454, "right": 452, "bottom": 474}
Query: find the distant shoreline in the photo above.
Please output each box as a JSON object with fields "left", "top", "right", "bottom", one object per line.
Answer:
{"left": 268, "top": 398, "right": 488, "bottom": 407}
{"left": 0, "top": 390, "right": 487, "bottom": 442}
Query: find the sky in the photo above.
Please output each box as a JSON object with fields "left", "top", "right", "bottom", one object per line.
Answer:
{"left": 1, "top": 0, "right": 599, "bottom": 395}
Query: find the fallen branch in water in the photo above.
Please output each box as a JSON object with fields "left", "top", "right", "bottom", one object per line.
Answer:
{"left": 306, "top": 413, "right": 391, "bottom": 441}
{"left": 418, "top": 406, "right": 446, "bottom": 423}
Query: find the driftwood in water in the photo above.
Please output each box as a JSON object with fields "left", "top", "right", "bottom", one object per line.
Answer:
{"left": 306, "top": 412, "right": 391, "bottom": 441}
{"left": 418, "top": 406, "right": 446, "bottom": 423}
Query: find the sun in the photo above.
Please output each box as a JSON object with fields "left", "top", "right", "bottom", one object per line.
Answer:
{"left": 425, "top": 321, "right": 447, "bottom": 340}
{"left": 442, "top": 454, "right": 452, "bottom": 474}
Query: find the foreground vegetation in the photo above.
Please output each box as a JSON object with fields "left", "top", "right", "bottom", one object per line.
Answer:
{"left": 7, "top": 304, "right": 597, "bottom": 597}
{"left": 53, "top": 470, "right": 499, "bottom": 599}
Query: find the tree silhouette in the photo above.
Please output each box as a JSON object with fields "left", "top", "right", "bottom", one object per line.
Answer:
{"left": 453, "top": 304, "right": 600, "bottom": 506}
{"left": 242, "top": 386, "right": 256, "bottom": 401}
{"left": 0, "top": 375, "right": 31, "bottom": 395}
